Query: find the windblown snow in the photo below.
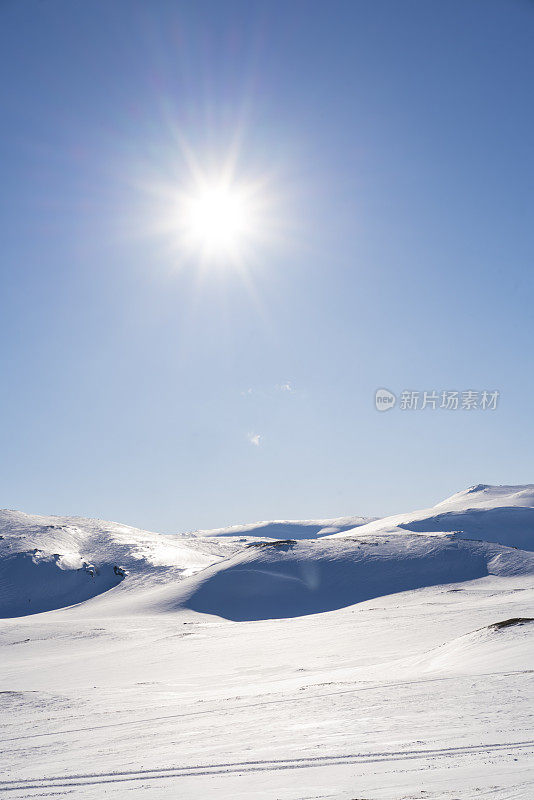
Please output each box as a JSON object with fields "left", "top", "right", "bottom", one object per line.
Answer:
{"left": 1, "top": 485, "right": 533, "bottom": 799}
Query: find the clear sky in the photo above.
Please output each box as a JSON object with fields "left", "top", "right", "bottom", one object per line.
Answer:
{"left": 1, "top": 0, "right": 533, "bottom": 533}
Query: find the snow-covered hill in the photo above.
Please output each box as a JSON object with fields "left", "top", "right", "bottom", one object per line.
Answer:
{"left": 329, "top": 483, "right": 534, "bottom": 550}
{"left": 131, "top": 535, "right": 534, "bottom": 621}
{"left": 0, "top": 509, "right": 226, "bottom": 618}
{"left": 1, "top": 486, "right": 533, "bottom": 799}
{"left": 190, "top": 515, "right": 376, "bottom": 539}
{"left": 1, "top": 484, "right": 534, "bottom": 619}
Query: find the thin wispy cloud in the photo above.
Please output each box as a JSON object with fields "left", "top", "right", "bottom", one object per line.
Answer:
{"left": 243, "top": 382, "right": 295, "bottom": 396}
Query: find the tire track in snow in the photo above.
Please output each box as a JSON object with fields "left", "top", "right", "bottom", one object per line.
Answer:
{"left": 1, "top": 740, "right": 533, "bottom": 792}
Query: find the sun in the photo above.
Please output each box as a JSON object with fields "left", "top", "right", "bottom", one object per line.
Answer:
{"left": 139, "top": 147, "right": 282, "bottom": 270}
{"left": 179, "top": 178, "right": 259, "bottom": 262}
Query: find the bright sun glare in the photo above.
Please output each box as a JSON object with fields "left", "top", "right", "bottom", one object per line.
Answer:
{"left": 144, "top": 145, "right": 280, "bottom": 269}
{"left": 180, "top": 179, "right": 259, "bottom": 262}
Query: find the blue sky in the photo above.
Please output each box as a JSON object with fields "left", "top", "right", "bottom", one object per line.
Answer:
{"left": 1, "top": 0, "right": 533, "bottom": 532}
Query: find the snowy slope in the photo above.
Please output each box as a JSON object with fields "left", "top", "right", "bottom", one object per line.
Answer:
{"left": 190, "top": 515, "right": 376, "bottom": 540}
{"left": 329, "top": 483, "right": 534, "bottom": 550}
{"left": 1, "top": 486, "right": 533, "bottom": 619}
{"left": 2, "top": 566, "right": 533, "bottom": 799}
{"left": 0, "top": 509, "right": 227, "bottom": 618}
{"left": 129, "top": 535, "right": 534, "bottom": 621}
{"left": 406, "top": 616, "right": 534, "bottom": 674}
{"left": 1, "top": 487, "right": 534, "bottom": 799}
{"left": 0, "top": 509, "right": 377, "bottom": 618}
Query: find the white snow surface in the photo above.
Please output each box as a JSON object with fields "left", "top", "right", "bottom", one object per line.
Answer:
{"left": 1, "top": 485, "right": 533, "bottom": 799}
{"left": 0, "top": 509, "right": 227, "bottom": 618}
{"left": 190, "top": 515, "right": 377, "bottom": 539}
{"left": 330, "top": 483, "right": 534, "bottom": 550}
